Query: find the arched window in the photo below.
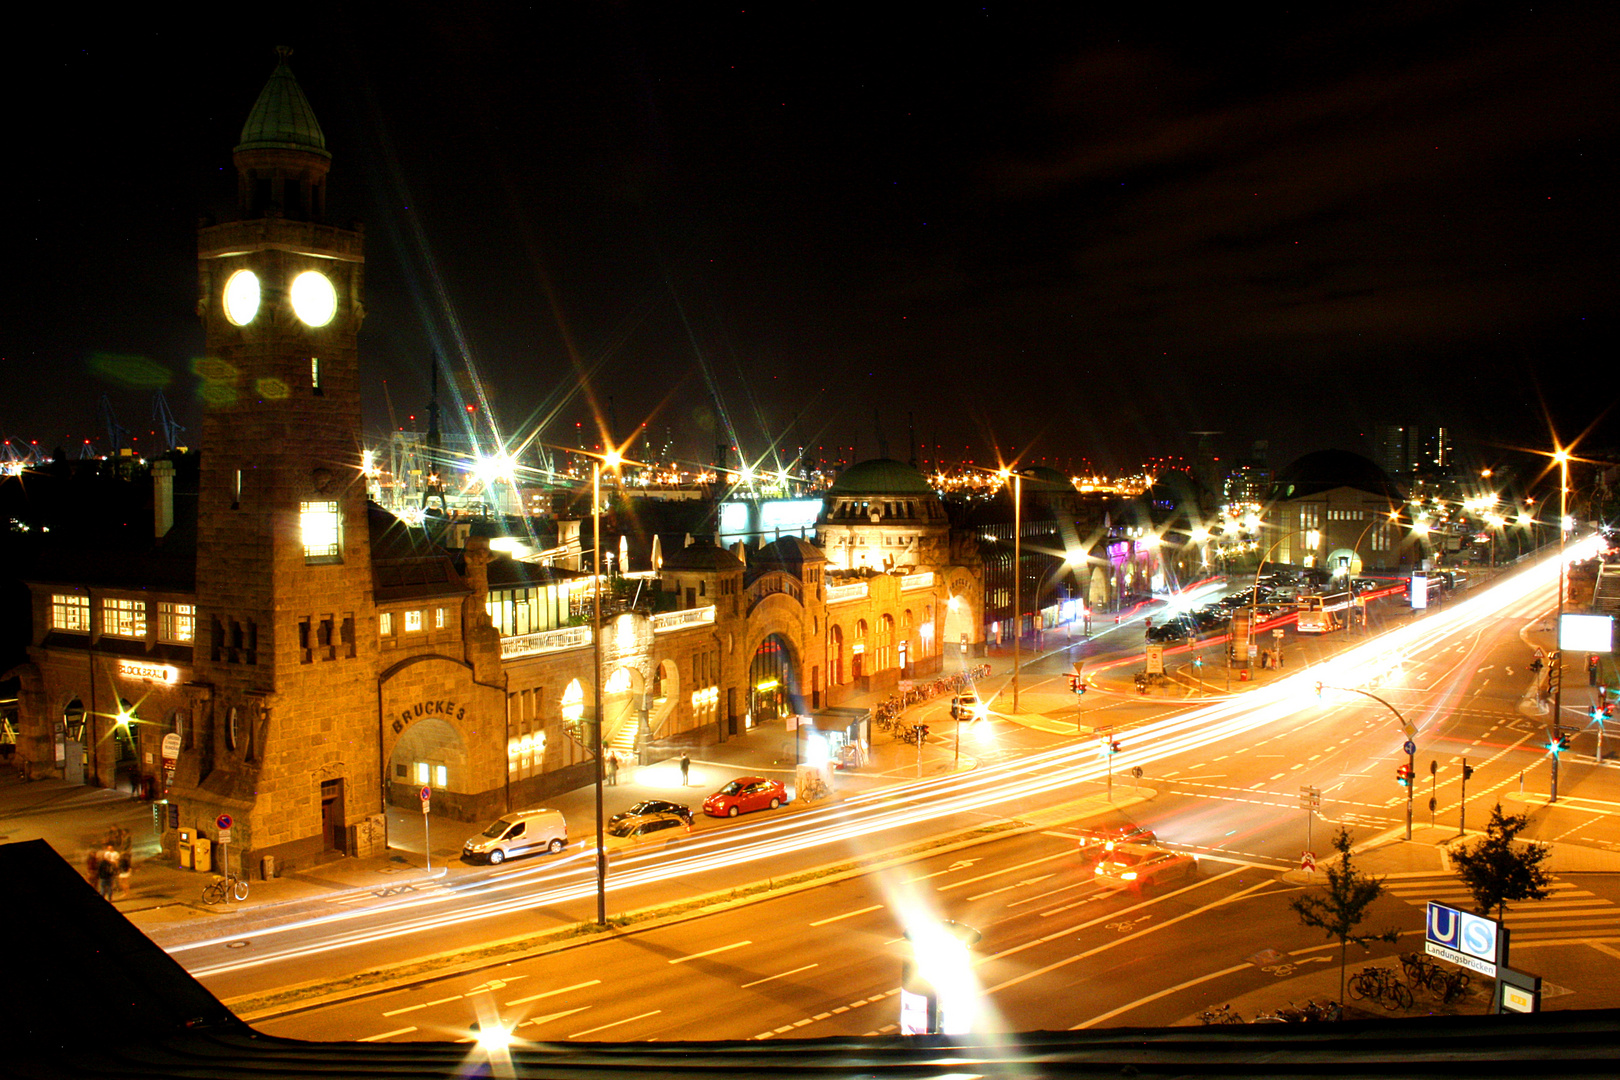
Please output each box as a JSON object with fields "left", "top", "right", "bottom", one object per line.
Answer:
{"left": 829, "top": 624, "right": 845, "bottom": 685}
{"left": 877, "top": 615, "right": 895, "bottom": 671}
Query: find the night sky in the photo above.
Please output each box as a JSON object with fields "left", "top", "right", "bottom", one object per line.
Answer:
{"left": 5, "top": 4, "right": 1617, "bottom": 477}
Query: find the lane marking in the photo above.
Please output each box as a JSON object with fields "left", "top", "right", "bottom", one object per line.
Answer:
{"left": 741, "top": 963, "right": 819, "bottom": 989}
{"left": 669, "top": 940, "right": 751, "bottom": 964}
{"left": 506, "top": 978, "right": 601, "bottom": 1007}
{"left": 381, "top": 1003, "right": 427, "bottom": 1018}
{"left": 518, "top": 1006, "right": 589, "bottom": 1029}
{"left": 810, "top": 905, "right": 883, "bottom": 927}
{"left": 360, "top": 1026, "right": 418, "bottom": 1042}
{"left": 569, "top": 1009, "right": 660, "bottom": 1039}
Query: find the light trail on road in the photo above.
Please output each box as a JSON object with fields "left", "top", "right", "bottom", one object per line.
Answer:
{"left": 179, "top": 540, "right": 1596, "bottom": 979}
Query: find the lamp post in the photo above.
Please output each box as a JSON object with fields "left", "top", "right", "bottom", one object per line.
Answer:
{"left": 1243, "top": 535, "right": 1289, "bottom": 671}
{"left": 1002, "top": 468, "right": 1024, "bottom": 715}
{"left": 590, "top": 447, "right": 622, "bottom": 925}
{"left": 1551, "top": 449, "right": 1570, "bottom": 804}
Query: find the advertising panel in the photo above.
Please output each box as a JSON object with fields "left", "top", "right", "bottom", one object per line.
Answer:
{"left": 1559, "top": 613, "right": 1614, "bottom": 654}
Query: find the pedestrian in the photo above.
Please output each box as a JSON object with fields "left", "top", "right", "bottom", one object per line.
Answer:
{"left": 1590, "top": 655, "right": 1599, "bottom": 687}
{"left": 95, "top": 844, "right": 118, "bottom": 901}
{"left": 679, "top": 752, "right": 690, "bottom": 787}
{"left": 606, "top": 751, "right": 618, "bottom": 787}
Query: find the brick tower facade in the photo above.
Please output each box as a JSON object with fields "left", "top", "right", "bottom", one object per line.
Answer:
{"left": 176, "top": 49, "right": 383, "bottom": 869}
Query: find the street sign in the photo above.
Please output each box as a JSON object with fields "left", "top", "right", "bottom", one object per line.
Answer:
{"left": 1301, "top": 851, "right": 1316, "bottom": 872}
{"left": 419, "top": 786, "right": 432, "bottom": 802}
{"left": 1145, "top": 644, "right": 1164, "bottom": 675}
{"left": 1299, "top": 785, "right": 1321, "bottom": 810}
{"left": 1403, "top": 739, "right": 1417, "bottom": 756}
{"left": 1272, "top": 628, "right": 1284, "bottom": 639}
{"left": 216, "top": 813, "right": 233, "bottom": 831}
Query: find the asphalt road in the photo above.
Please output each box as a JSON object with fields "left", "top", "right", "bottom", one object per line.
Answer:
{"left": 163, "top": 552, "right": 1620, "bottom": 1035}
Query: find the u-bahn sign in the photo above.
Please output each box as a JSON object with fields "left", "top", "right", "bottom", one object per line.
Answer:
{"left": 1425, "top": 901, "right": 1505, "bottom": 978}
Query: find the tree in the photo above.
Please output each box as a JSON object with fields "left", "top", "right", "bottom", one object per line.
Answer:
{"left": 1448, "top": 802, "right": 1552, "bottom": 920}
{"left": 1290, "top": 829, "right": 1400, "bottom": 1004}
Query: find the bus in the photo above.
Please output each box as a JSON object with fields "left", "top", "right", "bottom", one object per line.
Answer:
{"left": 1296, "top": 591, "right": 1353, "bottom": 633}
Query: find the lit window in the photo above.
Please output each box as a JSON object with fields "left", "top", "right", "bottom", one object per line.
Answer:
{"left": 102, "top": 598, "right": 147, "bottom": 638}
{"left": 157, "top": 602, "right": 195, "bottom": 643}
{"left": 301, "top": 500, "right": 341, "bottom": 562}
{"left": 380, "top": 612, "right": 393, "bottom": 636}
{"left": 310, "top": 357, "right": 320, "bottom": 389}
{"left": 434, "top": 607, "right": 446, "bottom": 629}
{"left": 434, "top": 764, "right": 448, "bottom": 788}
{"left": 51, "top": 594, "right": 90, "bottom": 633}
{"left": 415, "top": 762, "right": 430, "bottom": 785}
{"left": 405, "top": 610, "right": 423, "bottom": 632}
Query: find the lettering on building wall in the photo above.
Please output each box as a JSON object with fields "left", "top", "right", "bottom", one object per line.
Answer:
{"left": 118, "top": 660, "right": 180, "bottom": 684}
{"left": 391, "top": 699, "right": 467, "bottom": 735}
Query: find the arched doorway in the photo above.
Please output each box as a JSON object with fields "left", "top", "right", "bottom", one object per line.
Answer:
{"left": 828, "top": 625, "right": 844, "bottom": 685}
{"left": 749, "top": 634, "right": 799, "bottom": 724}
{"left": 389, "top": 716, "right": 469, "bottom": 810}
{"left": 852, "top": 620, "right": 868, "bottom": 680}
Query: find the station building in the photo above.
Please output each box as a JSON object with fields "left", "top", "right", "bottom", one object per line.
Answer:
{"left": 3, "top": 54, "right": 983, "bottom": 877}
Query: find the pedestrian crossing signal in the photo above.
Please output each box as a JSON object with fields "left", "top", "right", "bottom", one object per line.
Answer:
{"left": 1396, "top": 763, "right": 1413, "bottom": 787}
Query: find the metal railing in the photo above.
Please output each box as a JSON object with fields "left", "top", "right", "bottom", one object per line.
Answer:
{"left": 501, "top": 624, "right": 591, "bottom": 659}
{"left": 650, "top": 606, "right": 716, "bottom": 632}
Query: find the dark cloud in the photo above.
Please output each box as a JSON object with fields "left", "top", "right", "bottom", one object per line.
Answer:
{"left": 3, "top": 3, "right": 1617, "bottom": 473}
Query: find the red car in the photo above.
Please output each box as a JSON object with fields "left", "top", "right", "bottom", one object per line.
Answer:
{"left": 703, "top": 776, "right": 787, "bottom": 817}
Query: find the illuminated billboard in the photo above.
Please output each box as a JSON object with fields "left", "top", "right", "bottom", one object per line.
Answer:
{"left": 1559, "top": 613, "right": 1614, "bottom": 654}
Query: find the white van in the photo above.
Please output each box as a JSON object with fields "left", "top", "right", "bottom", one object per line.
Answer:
{"left": 462, "top": 809, "right": 568, "bottom": 864}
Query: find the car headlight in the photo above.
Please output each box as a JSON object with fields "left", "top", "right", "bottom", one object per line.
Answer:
{"left": 1121, "top": 871, "right": 1138, "bottom": 880}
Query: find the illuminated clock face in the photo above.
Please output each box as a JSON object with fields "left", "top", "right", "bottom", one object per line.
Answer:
{"left": 222, "top": 270, "right": 261, "bottom": 326}
{"left": 290, "top": 270, "right": 337, "bottom": 327}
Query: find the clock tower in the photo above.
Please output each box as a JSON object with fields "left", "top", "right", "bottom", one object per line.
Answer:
{"left": 179, "top": 48, "right": 382, "bottom": 868}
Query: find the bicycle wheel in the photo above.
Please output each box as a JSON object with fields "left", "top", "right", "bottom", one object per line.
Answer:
{"left": 231, "top": 876, "right": 249, "bottom": 902}
{"left": 1389, "top": 983, "right": 1413, "bottom": 1010}
{"left": 1348, "top": 974, "right": 1370, "bottom": 1001}
{"left": 202, "top": 881, "right": 224, "bottom": 905}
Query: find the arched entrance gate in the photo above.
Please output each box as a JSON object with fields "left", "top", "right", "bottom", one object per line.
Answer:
{"left": 748, "top": 634, "right": 802, "bottom": 725}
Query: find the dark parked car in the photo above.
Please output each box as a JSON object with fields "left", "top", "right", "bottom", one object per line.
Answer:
{"left": 603, "top": 811, "right": 690, "bottom": 851}
{"left": 607, "top": 799, "right": 693, "bottom": 829}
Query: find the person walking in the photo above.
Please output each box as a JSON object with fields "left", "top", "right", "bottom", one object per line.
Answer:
{"left": 95, "top": 844, "right": 119, "bottom": 901}
{"left": 679, "top": 752, "right": 690, "bottom": 787}
{"left": 606, "top": 751, "right": 619, "bottom": 787}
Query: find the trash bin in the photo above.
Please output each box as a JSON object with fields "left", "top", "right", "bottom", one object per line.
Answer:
{"left": 177, "top": 830, "right": 193, "bottom": 870}
{"left": 193, "top": 836, "right": 212, "bottom": 873}
{"left": 261, "top": 855, "right": 276, "bottom": 881}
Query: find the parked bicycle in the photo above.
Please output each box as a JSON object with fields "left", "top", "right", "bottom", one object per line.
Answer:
{"left": 202, "top": 873, "right": 249, "bottom": 905}
{"left": 1348, "top": 965, "right": 1413, "bottom": 1010}
{"left": 1198, "top": 1003, "right": 1243, "bottom": 1026}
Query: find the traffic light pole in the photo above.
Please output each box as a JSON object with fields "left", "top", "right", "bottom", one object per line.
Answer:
{"left": 1459, "top": 757, "right": 1471, "bottom": 835}
{"left": 1323, "top": 683, "right": 1417, "bottom": 840}
{"left": 1406, "top": 745, "right": 1415, "bottom": 841}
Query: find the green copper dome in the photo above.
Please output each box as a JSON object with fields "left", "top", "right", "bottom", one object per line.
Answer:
{"left": 826, "top": 459, "right": 937, "bottom": 497}
{"left": 235, "top": 47, "right": 330, "bottom": 159}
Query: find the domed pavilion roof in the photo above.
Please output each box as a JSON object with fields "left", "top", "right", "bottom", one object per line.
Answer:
{"left": 1269, "top": 449, "right": 1403, "bottom": 502}
{"left": 826, "top": 459, "right": 936, "bottom": 497}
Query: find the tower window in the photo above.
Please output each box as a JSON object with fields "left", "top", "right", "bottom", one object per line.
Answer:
{"left": 301, "top": 500, "right": 342, "bottom": 563}
{"left": 311, "top": 357, "right": 322, "bottom": 395}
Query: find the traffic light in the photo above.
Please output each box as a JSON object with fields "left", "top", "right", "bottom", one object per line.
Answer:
{"left": 916, "top": 724, "right": 930, "bottom": 744}
{"left": 1559, "top": 733, "right": 1570, "bottom": 751}
{"left": 949, "top": 701, "right": 961, "bottom": 721}
{"left": 1110, "top": 740, "right": 1121, "bottom": 754}
{"left": 1461, "top": 763, "right": 1474, "bottom": 781}
{"left": 1396, "top": 763, "right": 1413, "bottom": 787}
{"left": 1313, "top": 681, "right": 1324, "bottom": 698}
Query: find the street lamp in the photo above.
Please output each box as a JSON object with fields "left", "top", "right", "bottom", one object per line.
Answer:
{"left": 1001, "top": 467, "right": 1024, "bottom": 714}
{"left": 590, "top": 446, "right": 623, "bottom": 925}
{"left": 1551, "top": 447, "right": 1570, "bottom": 804}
